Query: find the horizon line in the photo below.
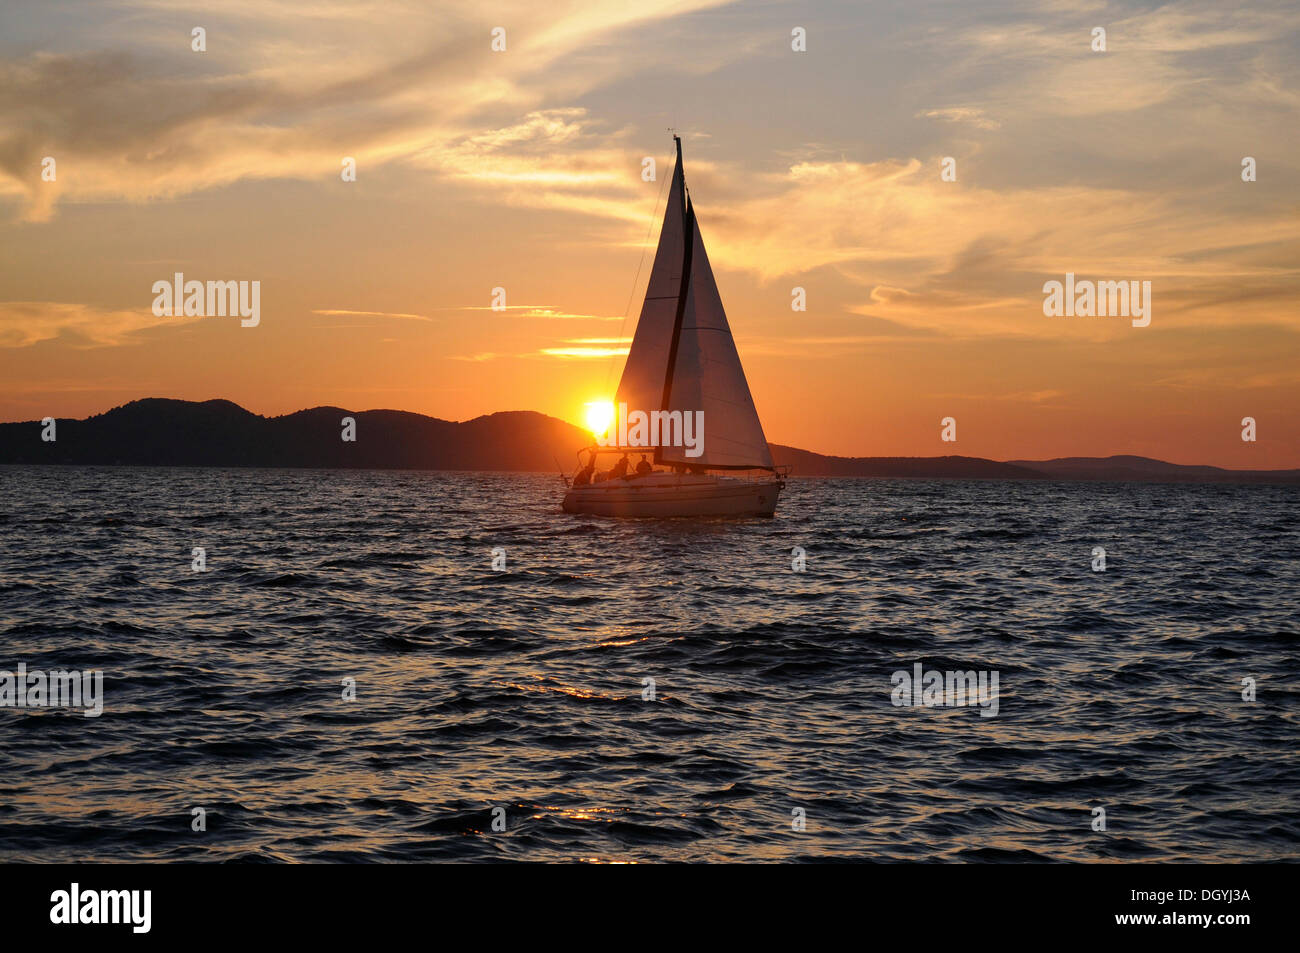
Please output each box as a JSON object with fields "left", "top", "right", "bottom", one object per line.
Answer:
{"left": 2, "top": 395, "right": 1295, "bottom": 475}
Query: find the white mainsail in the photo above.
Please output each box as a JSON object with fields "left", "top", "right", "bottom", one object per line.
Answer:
{"left": 614, "top": 149, "right": 685, "bottom": 429}
{"left": 615, "top": 138, "right": 774, "bottom": 471}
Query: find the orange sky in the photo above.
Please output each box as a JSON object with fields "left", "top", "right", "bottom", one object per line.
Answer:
{"left": 1, "top": 0, "right": 1297, "bottom": 467}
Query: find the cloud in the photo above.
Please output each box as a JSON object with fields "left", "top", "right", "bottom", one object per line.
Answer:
{"left": 449, "top": 337, "right": 632, "bottom": 361}
{"left": 438, "top": 303, "right": 626, "bottom": 321}
{"left": 539, "top": 346, "right": 630, "bottom": 358}
{"left": 540, "top": 337, "right": 631, "bottom": 358}
{"left": 0, "top": 300, "right": 177, "bottom": 347}
{"left": 311, "top": 309, "right": 434, "bottom": 322}
{"left": 0, "top": 1, "right": 738, "bottom": 220}
{"left": 2, "top": 0, "right": 1296, "bottom": 354}
{"left": 916, "top": 107, "right": 1000, "bottom": 130}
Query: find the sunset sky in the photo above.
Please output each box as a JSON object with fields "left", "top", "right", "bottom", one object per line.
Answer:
{"left": 1, "top": 0, "right": 1297, "bottom": 467}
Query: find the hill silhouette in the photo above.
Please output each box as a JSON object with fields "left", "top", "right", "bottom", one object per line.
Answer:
{"left": 2, "top": 398, "right": 1297, "bottom": 484}
{"left": 1004, "top": 454, "right": 1294, "bottom": 483}
{"left": 768, "top": 445, "right": 1045, "bottom": 480}
{"left": 0, "top": 399, "right": 589, "bottom": 472}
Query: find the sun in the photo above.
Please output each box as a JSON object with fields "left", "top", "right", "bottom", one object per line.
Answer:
{"left": 583, "top": 400, "right": 615, "bottom": 438}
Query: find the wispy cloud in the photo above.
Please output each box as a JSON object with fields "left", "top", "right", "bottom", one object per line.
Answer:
{"left": 312, "top": 309, "right": 434, "bottom": 321}
{"left": 539, "top": 346, "right": 630, "bottom": 358}
{"left": 0, "top": 0, "right": 737, "bottom": 221}
{"left": 0, "top": 301, "right": 175, "bottom": 347}
{"left": 440, "top": 303, "right": 625, "bottom": 321}
{"left": 916, "top": 106, "right": 1000, "bottom": 130}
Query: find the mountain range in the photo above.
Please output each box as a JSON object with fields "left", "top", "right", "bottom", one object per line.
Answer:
{"left": 2, "top": 398, "right": 1296, "bottom": 485}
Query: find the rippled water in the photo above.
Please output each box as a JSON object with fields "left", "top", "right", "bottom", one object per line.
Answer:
{"left": 1, "top": 466, "right": 1297, "bottom": 862}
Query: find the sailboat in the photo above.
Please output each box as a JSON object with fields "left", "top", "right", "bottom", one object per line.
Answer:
{"left": 562, "top": 136, "right": 786, "bottom": 518}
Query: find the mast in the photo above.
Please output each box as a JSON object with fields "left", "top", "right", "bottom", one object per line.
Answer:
{"left": 656, "top": 135, "right": 693, "bottom": 465}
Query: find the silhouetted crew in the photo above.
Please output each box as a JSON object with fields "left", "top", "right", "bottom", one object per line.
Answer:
{"left": 608, "top": 454, "right": 630, "bottom": 480}
{"left": 634, "top": 454, "right": 652, "bottom": 476}
{"left": 573, "top": 455, "right": 595, "bottom": 486}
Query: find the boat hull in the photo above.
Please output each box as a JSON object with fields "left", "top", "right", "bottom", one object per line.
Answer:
{"left": 562, "top": 473, "right": 782, "bottom": 518}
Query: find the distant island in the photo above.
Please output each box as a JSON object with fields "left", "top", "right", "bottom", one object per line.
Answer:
{"left": 2, "top": 398, "right": 1297, "bottom": 485}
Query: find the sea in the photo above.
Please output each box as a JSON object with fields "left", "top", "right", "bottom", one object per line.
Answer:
{"left": 1, "top": 466, "right": 1296, "bottom": 862}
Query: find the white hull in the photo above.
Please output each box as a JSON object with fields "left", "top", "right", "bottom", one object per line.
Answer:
{"left": 563, "top": 472, "right": 782, "bottom": 518}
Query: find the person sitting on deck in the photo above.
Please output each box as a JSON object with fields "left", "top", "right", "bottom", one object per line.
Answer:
{"left": 572, "top": 453, "right": 596, "bottom": 486}
{"left": 634, "top": 454, "right": 652, "bottom": 476}
{"left": 607, "top": 454, "right": 630, "bottom": 480}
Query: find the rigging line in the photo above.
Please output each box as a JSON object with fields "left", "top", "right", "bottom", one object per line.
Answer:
{"left": 604, "top": 157, "right": 670, "bottom": 395}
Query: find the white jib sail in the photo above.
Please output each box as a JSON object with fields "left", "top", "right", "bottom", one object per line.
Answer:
{"left": 657, "top": 206, "right": 774, "bottom": 470}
